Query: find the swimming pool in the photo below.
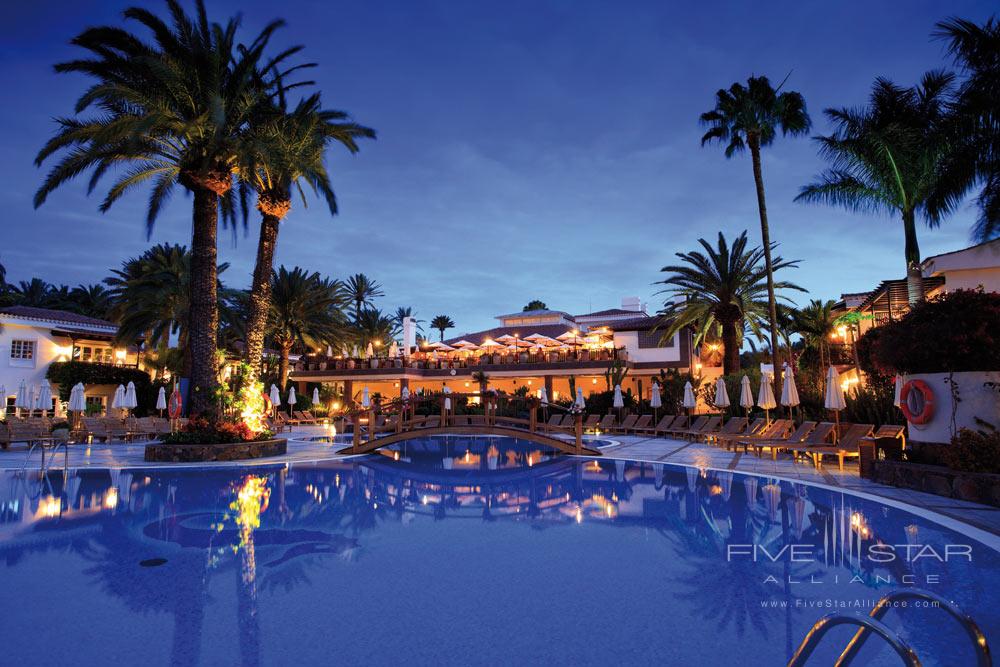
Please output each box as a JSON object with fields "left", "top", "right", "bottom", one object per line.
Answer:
{"left": 1, "top": 435, "right": 995, "bottom": 666}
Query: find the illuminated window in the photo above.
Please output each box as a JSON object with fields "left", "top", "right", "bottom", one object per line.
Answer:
{"left": 10, "top": 339, "right": 35, "bottom": 360}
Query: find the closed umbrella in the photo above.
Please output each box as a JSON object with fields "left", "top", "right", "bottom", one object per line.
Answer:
{"left": 69, "top": 383, "right": 87, "bottom": 412}
{"left": 779, "top": 364, "right": 800, "bottom": 418}
{"left": 36, "top": 380, "right": 53, "bottom": 417}
{"left": 111, "top": 385, "right": 125, "bottom": 410}
{"left": 824, "top": 366, "right": 847, "bottom": 442}
{"left": 650, "top": 381, "right": 662, "bottom": 423}
{"left": 682, "top": 381, "right": 697, "bottom": 426}
{"left": 312, "top": 387, "right": 320, "bottom": 406}
{"left": 156, "top": 387, "right": 167, "bottom": 416}
{"left": 713, "top": 376, "right": 730, "bottom": 410}
{"left": 0, "top": 384, "right": 5, "bottom": 419}
{"left": 269, "top": 384, "right": 281, "bottom": 413}
{"left": 15, "top": 379, "right": 29, "bottom": 417}
{"left": 739, "top": 375, "right": 754, "bottom": 417}
{"left": 361, "top": 386, "right": 371, "bottom": 408}
{"left": 443, "top": 386, "right": 452, "bottom": 411}
{"left": 123, "top": 381, "right": 138, "bottom": 415}
{"left": 287, "top": 386, "right": 297, "bottom": 417}
{"left": 757, "top": 373, "right": 776, "bottom": 422}
{"left": 388, "top": 341, "right": 399, "bottom": 358}
{"left": 365, "top": 342, "right": 374, "bottom": 360}
{"left": 893, "top": 374, "right": 904, "bottom": 408}
{"left": 612, "top": 384, "right": 624, "bottom": 423}
{"left": 538, "top": 386, "right": 549, "bottom": 405}
{"left": 574, "top": 387, "right": 586, "bottom": 410}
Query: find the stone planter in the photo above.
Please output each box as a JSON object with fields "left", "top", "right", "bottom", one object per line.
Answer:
{"left": 144, "top": 438, "right": 287, "bottom": 463}
{"left": 903, "top": 371, "right": 1000, "bottom": 445}
{"left": 866, "top": 458, "right": 1000, "bottom": 508}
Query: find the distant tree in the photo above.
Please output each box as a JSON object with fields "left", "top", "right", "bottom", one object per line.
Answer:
{"left": 354, "top": 307, "right": 396, "bottom": 351}
{"left": 792, "top": 299, "right": 838, "bottom": 368}
{"left": 522, "top": 300, "right": 547, "bottom": 311}
{"left": 656, "top": 231, "right": 802, "bottom": 375}
{"left": 346, "top": 273, "right": 384, "bottom": 321}
{"left": 9, "top": 278, "right": 55, "bottom": 307}
{"left": 392, "top": 306, "right": 424, "bottom": 336}
{"left": 700, "top": 74, "right": 811, "bottom": 377}
{"left": 430, "top": 315, "right": 455, "bottom": 342}
{"left": 68, "top": 284, "right": 113, "bottom": 319}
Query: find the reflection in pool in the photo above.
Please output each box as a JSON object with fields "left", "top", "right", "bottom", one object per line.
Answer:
{"left": 0, "top": 435, "right": 995, "bottom": 666}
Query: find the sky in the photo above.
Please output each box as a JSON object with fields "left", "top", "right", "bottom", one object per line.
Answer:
{"left": 0, "top": 0, "right": 995, "bottom": 335}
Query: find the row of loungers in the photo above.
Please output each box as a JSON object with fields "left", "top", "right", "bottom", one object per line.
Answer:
{"left": 0, "top": 417, "right": 174, "bottom": 448}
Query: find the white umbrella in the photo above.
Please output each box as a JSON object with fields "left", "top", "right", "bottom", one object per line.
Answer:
{"left": 824, "top": 366, "right": 847, "bottom": 441}
{"left": 111, "top": 385, "right": 125, "bottom": 410}
{"left": 361, "top": 386, "right": 371, "bottom": 408}
{"left": 683, "top": 380, "right": 697, "bottom": 426}
{"left": 312, "top": 387, "right": 320, "bottom": 405}
{"left": 739, "top": 375, "right": 754, "bottom": 411}
{"left": 713, "top": 376, "right": 730, "bottom": 409}
{"left": 612, "top": 384, "right": 624, "bottom": 408}
{"left": 893, "top": 374, "right": 904, "bottom": 408}
{"left": 538, "top": 386, "right": 549, "bottom": 405}
{"left": 69, "top": 383, "right": 87, "bottom": 412}
{"left": 757, "top": 373, "right": 776, "bottom": 422}
{"left": 123, "top": 381, "right": 138, "bottom": 410}
{"left": 779, "top": 364, "right": 800, "bottom": 416}
{"left": 365, "top": 342, "right": 374, "bottom": 359}
{"left": 36, "top": 380, "right": 53, "bottom": 416}
{"left": 574, "top": 387, "right": 586, "bottom": 410}
{"left": 156, "top": 387, "right": 167, "bottom": 411}
{"left": 388, "top": 341, "right": 399, "bottom": 358}
{"left": 288, "top": 387, "right": 297, "bottom": 405}
{"left": 269, "top": 384, "right": 281, "bottom": 408}
{"left": 0, "top": 384, "right": 5, "bottom": 419}
{"left": 15, "top": 379, "right": 30, "bottom": 416}
{"left": 401, "top": 386, "right": 410, "bottom": 401}
{"left": 443, "top": 386, "right": 452, "bottom": 411}
{"left": 650, "top": 382, "right": 662, "bottom": 409}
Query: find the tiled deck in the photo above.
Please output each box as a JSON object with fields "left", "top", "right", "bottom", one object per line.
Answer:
{"left": 2, "top": 425, "right": 997, "bottom": 538}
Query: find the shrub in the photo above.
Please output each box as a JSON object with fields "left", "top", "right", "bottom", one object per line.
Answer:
{"left": 46, "top": 361, "right": 163, "bottom": 416}
{"left": 857, "top": 289, "right": 1000, "bottom": 374}
{"left": 943, "top": 426, "right": 1000, "bottom": 475}
{"left": 160, "top": 417, "right": 272, "bottom": 444}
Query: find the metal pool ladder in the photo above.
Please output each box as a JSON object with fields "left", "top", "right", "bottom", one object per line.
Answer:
{"left": 788, "top": 588, "right": 992, "bottom": 666}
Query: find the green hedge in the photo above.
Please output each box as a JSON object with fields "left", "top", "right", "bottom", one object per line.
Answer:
{"left": 45, "top": 361, "right": 160, "bottom": 416}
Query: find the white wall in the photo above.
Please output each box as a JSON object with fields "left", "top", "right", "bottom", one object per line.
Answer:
{"left": 613, "top": 331, "right": 681, "bottom": 363}
{"left": 0, "top": 321, "right": 73, "bottom": 400}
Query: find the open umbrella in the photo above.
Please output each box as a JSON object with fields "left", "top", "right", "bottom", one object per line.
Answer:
{"left": 682, "top": 381, "right": 697, "bottom": 426}
{"left": 287, "top": 386, "right": 297, "bottom": 417}
{"left": 824, "top": 366, "right": 847, "bottom": 442}
{"left": 779, "top": 364, "right": 799, "bottom": 418}
{"left": 650, "top": 381, "right": 662, "bottom": 423}
{"left": 713, "top": 376, "right": 730, "bottom": 410}
{"left": 123, "top": 381, "right": 138, "bottom": 415}
{"left": 757, "top": 373, "right": 776, "bottom": 422}
{"left": 739, "top": 375, "right": 754, "bottom": 417}
{"left": 156, "top": 386, "right": 167, "bottom": 416}
{"left": 36, "top": 380, "right": 53, "bottom": 417}
{"left": 893, "top": 374, "right": 904, "bottom": 408}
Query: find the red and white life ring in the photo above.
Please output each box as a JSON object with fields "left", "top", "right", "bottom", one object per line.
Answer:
{"left": 167, "top": 390, "right": 183, "bottom": 419}
{"left": 899, "top": 379, "right": 934, "bottom": 425}
{"left": 262, "top": 392, "right": 273, "bottom": 413}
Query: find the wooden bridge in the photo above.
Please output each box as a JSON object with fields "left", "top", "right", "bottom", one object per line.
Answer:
{"left": 333, "top": 392, "right": 602, "bottom": 456}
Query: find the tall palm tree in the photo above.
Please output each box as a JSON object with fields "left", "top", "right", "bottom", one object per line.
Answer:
{"left": 346, "top": 273, "right": 383, "bottom": 321}
{"left": 268, "top": 266, "right": 347, "bottom": 388}
{"left": 430, "top": 315, "right": 455, "bottom": 342}
{"left": 8, "top": 278, "right": 55, "bottom": 307}
{"left": 0, "top": 257, "right": 6, "bottom": 290}
{"left": 791, "top": 299, "right": 837, "bottom": 368}
{"left": 699, "top": 75, "right": 811, "bottom": 373}
{"left": 656, "top": 231, "right": 802, "bottom": 375}
{"left": 391, "top": 306, "right": 423, "bottom": 337}
{"left": 240, "top": 93, "right": 375, "bottom": 376}
{"left": 932, "top": 17, "right": 1000, "bottom": 242}
{"left": 797, "top": 72, "right": 958, "bottom": 305}
{"left": 68, "top": 284, "right": 113, "bottom": 319}
{"left": 33, "top": 0, "right": 293, "bottom": 415}
{"left": 353, "top": 308, "right": 396, "bottom": 351}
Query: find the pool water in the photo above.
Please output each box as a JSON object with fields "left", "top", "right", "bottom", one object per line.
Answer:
{"left": 0, "top": 436, "right": 996, "bottom": 666}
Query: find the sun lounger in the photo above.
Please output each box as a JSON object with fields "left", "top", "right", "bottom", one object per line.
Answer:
{"left": 610, "top": 414, "right": 639, "bottom": 434}
{"left": 661, "top": 415, "right": 709, "bottom": 437}
{"left": 678, "top": 415, "right": 723, "bottom": 439}
{"left": 714, "top": 417, "right": 767, "bottom": 449}
{"left": 789, "top": 423, "right": 875, "bottom": 471}
{"left": 583, "top": 415, "right": 600, "bottom": 430}
{"left": 748, "top": 421, "right": 816, "bottom": 457}
{"left": 631, "top": 415, "right": 673, "bottom": 436}
{"left": 595, "top": 414, "right": 616, "bottom": 432}
{"left": 770, "top": 422, "right": 836, "bottom": 462}
{"left": 541, "top": 414, "right": 565, "bottom": 432}
{"left": 627, "top": 415, "right": 653, "bottom": 433}
{"left": 723, "top": 419, "right": 792, "bottom": 451}
{"left": 699, "top": 416, "right": 748, "bottom": 443}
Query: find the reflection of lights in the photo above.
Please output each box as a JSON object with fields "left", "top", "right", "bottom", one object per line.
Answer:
{"left": 40, "top": 495, "right": 60, "bottom": 518}
{"left": 708, "top": 484, "right": 722, "bottom": 496}
{"left": 393, "top": 451, "right": 400, "bottom": 461}
{"left": 422, "top": 496, "right": 429, "bottom": 505}
{"left": 104, "top": 487, "right": 119, "bottom": 509}
{"left": 575, "top": 506, "right": 583, "bottom": 524}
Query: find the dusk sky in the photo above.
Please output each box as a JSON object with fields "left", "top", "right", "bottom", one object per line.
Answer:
{"left": 1, "top": 0, "right": 994, "bottom": 335}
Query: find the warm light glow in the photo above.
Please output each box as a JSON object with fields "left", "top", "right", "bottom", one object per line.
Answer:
{"left": 591, "top": 378, "right": 597, "bottom": 384}
{"left": 40, "top": 495, "right": 60, "bottom": 518}
{"left": 238, "top": 378, "right": 267, "bottom": 436}
{"left": 114, "top": 348, "right": 127, "bottom": 361}
{"left": 104, "top": 487, "right": 119, "bottom": 509}
{"left": 332, "top": 401, "right": 341, "bottom": 410}
{"left": 552, "top": 391, "right": 559, "bottom": 400}
{"left": 527, "top": 380, "right": 532, "bottom": 385}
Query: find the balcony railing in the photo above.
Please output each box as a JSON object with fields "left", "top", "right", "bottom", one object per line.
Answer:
{"left": 296, "top": 349, "right": 625, "bottom": 373}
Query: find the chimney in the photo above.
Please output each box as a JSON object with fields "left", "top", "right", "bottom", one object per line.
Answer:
{"left": 621, "top": 296, "right": 642, "bottom": 312}
{"left": 402, "top": 316, "right": 416, "bottom": 356}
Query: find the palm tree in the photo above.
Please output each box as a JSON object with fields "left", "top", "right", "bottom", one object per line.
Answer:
{"left": 932, "top": 17, "right": 1000, "bottom": 242}
{"left": 792, "top": 299, "right": 837, "bottom": 368}
{"left": 391, "top": 306, "right": 423, "bottom": 337}
{"left": 0, "top": 257, "right": 6, "bottom": 290}
{"left": 797, "top": 72, "right": 958, "bottom": 305}
{"left": 33, "top": 0, "right": 293, "bottom": 415}
{"left": 353, "top": 307, "right": 395, "bottom": 351}
{"left": 656, "top": 231, "right": 802, "bottom": 375}
{"left": 699, "top": 75, "right": 811, "bottom": 374}
{"left": 346, "top": 273, "right": 383, "bottom": 321}
{"left": 268, "top": 266, "right": 347, "bottom": 388}
{"left": 240, "top": 93, "right": 375, "bottom": 376}
{"left": 8, "top": 278, "right": 55, "bottom": 307}
{"left": 68, "top": 284, "right": 113, "bottom": 319}
{"left": 430, "top": 315, "right": 455, "bottom": 342}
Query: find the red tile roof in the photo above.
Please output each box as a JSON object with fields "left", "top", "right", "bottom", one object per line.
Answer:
{"left": 0, "top": 305, "right": 116, "bottom": 329}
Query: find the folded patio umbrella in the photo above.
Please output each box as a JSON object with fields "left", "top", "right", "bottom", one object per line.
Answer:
{"left": 111, "top": 385, "right": 125, "bottom": 410}
{"left": 36, "top": 380, "right": 53, "bottom": 415}
{"left": 361, "top": 386, "right": 371, "bottom": 408}
{"left": 388, "top": 341, "right": 399, "bottom": 358}
{"left": 0, "top": 384, "right": 6, "bottom": 418}
{"left": 824, "top": 366, "right": 847, "bottom": 441}
{"left": 269, "top": 384, "right": 282, "bottom": 407}
{"left": 15, "top": 379, "right": 30, "bottom": 413}
{"left": 401, "top": 386, "right": 410, "bottom": 401}
{"left": 780, "top": 364, "right": 800, "bottom": 416}
{"left": 650, "top": 382, "right": 662, "bottom": 409}
{"left": 893, "top": 374, "right": 904, "bottom": 408}
{"left": 538, "top": 386, "right": 548, "bottom": 405}
{"left": 713, "top": 376, "right": 730, "bottom": 409}
{"left": 443, "top": 386, "right": 452, "bottom": 411}
{"left": 124, "top": 381, "right": 138, "bottom": 410}
{"left": 312, "top": 387, "right": 320, "bottom": 405}
{"left": 612, "top": 384, "right": 624, "bottom": 409}
{"left": 756, "top": 373, "right": 776, "bottom": 421}
{"left": 365, "top": 342, "right": 374, "bottom": 359}
{"left": 682, "top": 381, "right": 697, "bottom": 426}
{"left": 574, "top": 387, "right": 586, "bottom": 410}
{"left": 739, "top": 375, "right": 754, "bottom": 413}
{"left": 288, "top": 387, "right": 297, "bottom": 407}
{"left": 69, "top": 383, "right": 87, "bottom": 412}
{"left": 156, "top": 387, "right": 167, "bottom": 411}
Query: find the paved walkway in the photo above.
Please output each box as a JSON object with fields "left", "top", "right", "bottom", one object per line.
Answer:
{"left": 2, "top": 426, "right": 997, "bottom": 537}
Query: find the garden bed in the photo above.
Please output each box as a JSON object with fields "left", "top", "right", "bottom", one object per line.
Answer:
{"left": 144, "top": 438, "right": 287, "bottom": 463}
{"left": 867, "top": 459, "right": 1000, "bottom": 508}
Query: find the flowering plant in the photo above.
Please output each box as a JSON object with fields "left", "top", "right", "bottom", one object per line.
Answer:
{"left": 160, "top": 416, "right": 273, "bottom": 444}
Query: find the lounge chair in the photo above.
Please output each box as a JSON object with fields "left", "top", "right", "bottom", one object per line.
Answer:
{"left": 541, "top": 414, "right": 565, "bottom": 432}
{"left": 610, "top": 414, "right": 639, "bottom": 434}
{"left": 722, "top": 419, "right": 792, "bottom": 452}
{"left": 698, "top": 416, "right": 748, "bottom": 443}
{"left": 747, "top": 421, "right": 816, "bottom": 457}
{"left": 595, "top": 414, "right": 616, "bottom": 432}
{"left": 582, "top": 415, "right": 600, "bottom": 430}
{"left": 714, "top": 417, "right": 767, "bottom": 449}
{"left": 789, "top": 423, "right": 875, "bottom": 471}
{"left": 631, "top": 414, "right": 673, "bottom": 437}
{"left": 771, "top": 422, "right": 836, "bottom": 462}
{"left": 661, "top": 415, "right": 709, "bottom": 437}
{"left": 4, "top": 421, "right": 54, "bottom": 448}
{"left": 294, "top": 411, "right": 318, "bottom": 424}
{"left": 679, "top": 415, "right": 723, "bottom": 439}
{"left": 627, "top": 415, "right": 652, "bottom": 434}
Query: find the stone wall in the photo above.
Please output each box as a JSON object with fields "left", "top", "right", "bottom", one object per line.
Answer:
{"left": 144, "top": 438, "right": 287, "bottom": 463}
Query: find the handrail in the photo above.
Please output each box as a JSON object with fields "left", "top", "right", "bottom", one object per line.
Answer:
{"left": 838, "top": 588, "right": 991, "bottom": 667}
{"left": 787, "top": 614, "right": 921, "bottom": 667}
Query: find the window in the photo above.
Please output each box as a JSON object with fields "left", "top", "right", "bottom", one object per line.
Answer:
{"left": 10, "top": 340, "right": 35, "bottom": 360}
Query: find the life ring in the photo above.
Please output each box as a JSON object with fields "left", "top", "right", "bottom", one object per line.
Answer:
{"left": 262, "top": 392, "right": 273, "bottom": 413}
{"left": 167, "top": 390, "right": 183, "bottom": 419}
{"left": 899, "top": 379, "right": 934, "bottom": 425}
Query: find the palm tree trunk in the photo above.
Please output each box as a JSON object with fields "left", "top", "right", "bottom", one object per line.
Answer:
{"left": 188, "top": 187, "right": 220, "bottom": 416}
{"left": 721, "top": 319, "right": 740, "bottom": 375}
{"left": 278, "top": 344, "right": 293, "bottom": 390}
{"left": 902, "top": 209, "right": 923, "bottom": 305}
{"left": 748, "top": 138, "right": 782, "bottom": 378}
{"left": 244, "top": 213, "right": 280, "bottom": 376}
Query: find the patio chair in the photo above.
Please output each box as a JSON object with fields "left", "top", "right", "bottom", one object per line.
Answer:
{"left": 610, "top": 414, "right": 639, "bottom": 434}
{"left": 661, "top": 415, "right": 710, "bottom": 438}
{"left": 5, "top": 421, "right": 54, "bottom": 448}
{"left": 301, "top": 410, "right": 320, "bottom": 423}
{"left": 746, "top": 421, "right": 817, "bottom": 457}
{"left": 627, "top": 415, "right": 652, "bottom": 434}
{"left": 632, "top": 414, "right": 674, "bottom": 437}
{"left": 679, "top": 415, "right": 723, "bottom": 439}
{"left": 771, "top": 422, "right": 836, "bottom": 462}
{"left": 873, "top": 424, "right": 906, "bottom": 448}
{"left": 595, "top": 414, "right": 616, "bottom": 432}
{"left": 713, "top": 417, "right": 767, "bottom": 449}
{"left": 722, "top": 419, "right": 792, "bottom": 452}
{"left": 541, "top": 414, "right": 565, "bottom": 432}
{"left": 698, "top": 416, "right": 748, "bottom": 443}
{"left": 789, "top": 423, "right": 875, "bottom": 471}
{"left": 293, "top": 411, "right": 316, "bottom": 424}
{"left": 582, "top": 415, "right": 601, "bottom": 430}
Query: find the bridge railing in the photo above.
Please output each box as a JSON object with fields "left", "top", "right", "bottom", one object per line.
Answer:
{"left": 334, "top": 392, "right": 585, "bottom": 454}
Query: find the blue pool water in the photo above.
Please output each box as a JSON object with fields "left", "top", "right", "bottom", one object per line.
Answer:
{"left": 0, "top": 436, "right": 996, "bottom": 666}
